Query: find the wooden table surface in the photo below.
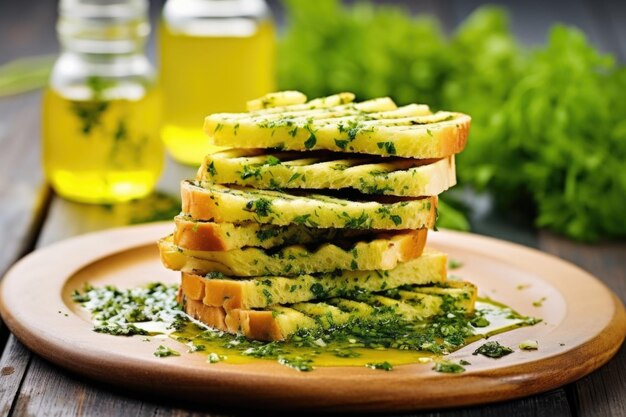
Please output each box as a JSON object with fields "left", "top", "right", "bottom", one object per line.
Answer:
{"left": 0, "top": 0, "right": 625, "bottom": 416}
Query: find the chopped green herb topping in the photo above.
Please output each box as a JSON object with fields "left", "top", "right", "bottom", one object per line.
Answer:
{"left": 154, "top": 345, "right": 180, "bottom": 357}
{"left": 265, "top": 155, "right": 281, "bottom": 166}
{"left": 334, "top": 139, "right": 349, "bottom": 149}
{"left": 473, "top": 341, "right": 513, "bottom": 358}
{"left": 470, "top": 316, "right": 490, "bottom": 328}
{"left": 94, "top": 323, "right": 148, "bottom": 336}
{"left": 376, "top": 141, "right": 397, "bottom": 155}
{"left": 71, "top": 282, "right": 188, "bottom": 333}
{"left": 532, "top": 297, "right": 546, "bottom": 307}
{"left": 207, "top": 352, "right": 226, "bottom": 363}
{"left": 278, "top": 356, "right": 314, "bottom": 371}
{"left": 518, "top": 340, "right": 539, "bottom": 350}
{"left": 433, "top": 361, "right": 465, "bottom": 373}
{"left": 366, "top": 361, "right": 393, "bottom": 371}
{"left": 448, "top": 259, "right": 463, "bottom": 269}
{"left": 245, "top": 198, "right": 273, "bottom": 217}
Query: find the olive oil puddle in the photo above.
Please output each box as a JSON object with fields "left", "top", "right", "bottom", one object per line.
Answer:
{"left": 72, "top": 283, "right": 540, "bottom": 371}
{"left": 168, "top": 300, "right": 534, "bottom": 369}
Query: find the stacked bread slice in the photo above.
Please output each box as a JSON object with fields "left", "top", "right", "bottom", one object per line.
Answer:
{"left": 159, "top": 91, "right": 475, "bottom": 341}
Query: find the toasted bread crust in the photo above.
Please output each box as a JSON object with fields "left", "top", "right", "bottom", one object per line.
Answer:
{"left": 233, "top": 310, "right": 283, "bottom": 341}
{"left": 180, "top": 281, "right": 477, "bottom": 342}
{"left": 174, "top": 220, "right": 229, "bottom": 252}
{"left": 183, "top": 297, "right": 228, "bottom": 331}
{"left": 181, "top": 272, "right": 206, "bottom": 300}
{"left": 181, "top": 297, "right": 289, "bottom": 341}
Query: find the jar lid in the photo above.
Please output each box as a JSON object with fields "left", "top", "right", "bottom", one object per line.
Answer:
{"left": 58, "top": 0, "right": 150, "bottom": 54}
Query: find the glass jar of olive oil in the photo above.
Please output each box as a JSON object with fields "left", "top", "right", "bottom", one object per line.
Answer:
{"left": 43, "top": 0, "right": 163, "bottom": 204}
{"left": 160, "top": 0, "right": 275, "bottom": 165}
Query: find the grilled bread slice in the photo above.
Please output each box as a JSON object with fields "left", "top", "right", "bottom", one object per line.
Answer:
{"left": 174, "top": 216, "right": 372, "bottom": 251}
{"left": 180, "top": 248, "right": 446, "bottom": 309}
{"left": 181, "top": 181, "right": 437, "bottom": 229}
{"left": 181, "top": 281, "right": 476, "bottom": 341}
{"left": 204, "top": 92, "right": 470, "bottom": 159}
{"left": 196, "top": 149, "right": 456, "bottom": 197}
{"left": 159, "top": 229, "right": 427, "bottom": 276}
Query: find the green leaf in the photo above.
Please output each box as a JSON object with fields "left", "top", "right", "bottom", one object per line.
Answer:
{"left": 0, "top": 55, "right": 55, "bottom": 97}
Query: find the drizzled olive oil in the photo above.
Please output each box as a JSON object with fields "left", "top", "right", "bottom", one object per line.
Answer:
{"left": 159, "top": 0, "right": 275, "bottom": 165}
{"left": 72, "top": 282, "right": 540, "bottom": 372}
{"left": 43, "top": 88, "right": 163, "bottom": 203}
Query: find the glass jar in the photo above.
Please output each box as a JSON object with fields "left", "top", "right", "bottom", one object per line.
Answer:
{"left": 160, "top": 0, "right": 275, "bottom": 165}
{"left": 42, "top": 0, "right": 163, "bottom": 204}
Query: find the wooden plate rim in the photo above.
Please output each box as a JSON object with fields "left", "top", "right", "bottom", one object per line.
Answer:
{"left": 1, "top": 223, "right": 624, "bottom": 412}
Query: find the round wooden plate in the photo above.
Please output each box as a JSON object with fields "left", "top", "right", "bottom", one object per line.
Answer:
{"left": 1, "top": 223, "right": 624, "bottom": 412}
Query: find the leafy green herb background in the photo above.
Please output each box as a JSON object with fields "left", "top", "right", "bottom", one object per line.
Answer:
{"left": 278, "top": 1, "right": 626, "bottom": 241}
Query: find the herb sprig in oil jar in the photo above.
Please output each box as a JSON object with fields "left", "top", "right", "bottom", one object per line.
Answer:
{"left": 42, "top": 0, "right": 163, "bottom": 203}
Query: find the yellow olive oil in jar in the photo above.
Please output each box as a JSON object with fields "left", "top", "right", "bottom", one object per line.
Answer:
{"left": 43, "top": 0, "right": 163, "bottom": 203}
{"left": 160, "top": 0, "right": 275, "bottom": 165}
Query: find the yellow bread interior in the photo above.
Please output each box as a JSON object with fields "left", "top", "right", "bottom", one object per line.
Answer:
{"left": 180, "top": 248, "right": 446, "bottom": 309}
{"left": 197, "top": 149, "right": 456, "bottom": 197}
{"left": 159, "top": 229, "right": 427, "bottom": 276}
{"left": 181, "top": 181, "right": 437, "bottom": 229}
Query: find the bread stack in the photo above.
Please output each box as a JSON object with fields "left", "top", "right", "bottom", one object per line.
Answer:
{"left": 159, "top": 91, "right": 475, "bottom": 341}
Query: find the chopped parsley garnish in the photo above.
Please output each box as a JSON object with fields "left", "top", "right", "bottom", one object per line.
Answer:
{"left": 448, "top": 259, "right": 463, "bottom": 269}
{"left": 278, "top": 356, "right": 314, "bottom": 371}
{"left": 341, "top": 212, "right": 370, "bottom": 229}
{"left": 366, "top": 361, "right": 393, "bottom": 371}
{"left": 94, "top": 323, "right": 148, "bottom": 336}
{"left": 71, "top": 282, "right": 187, "bottom": 335}
{"left": 304, "top": 134, "right": 316, "bottom": 149}
{"left": 303, "top": 124, "right": 317, "bottom": 149}
{"left": 334, "top": 139, "right": 349, "bottom": 149}
{"left": 470, "top": 316, "right": 490, "bottom": 328}
{"left": 310, "top": 283, "right": 327, "bottom": 298}
{"left": 532, "top": 297, "right": 546, "bottom": 307}
{"left": 265, "top": 155, "right": 281, "bottom": 166}
{"left": 245, "top": 198, "right": 273, "bottom": 217}
{"left": 154, "top": 345, "right": 180, "bottom": 358}
{"left": 473, "top": 341, "right": 513, "bottom": 358}
{"left": 390, "top": 215, "right": 402, "bottom": 226}
{"left": 74, "top": 282, "right": 541, "bottom": 373}
{"left": 376, "top": 141, "right": 397, "bottom": 155}
{"left": 207, "top": 352, "right": 226, "bottom": 363}
{"left": 433, "top": 361, "right": 465, "bottom": 373}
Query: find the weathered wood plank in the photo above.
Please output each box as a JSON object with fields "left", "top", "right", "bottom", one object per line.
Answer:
{"left": 386, "top": 389, "right": 571, "bottom": 417}
{"left": 0, "top": 338, "right": 31, "bottom": 417}
{"left": 0, "top": 93, "right": 51, "bottom": 278}
{"left": 0, "top": 91, "right": 52, "bottom": 363}
{"left": 9, "top": 354, "right": 156, "bottom": 417}
{"left": 539, "top": 232, "right": 626, "bottom": 417}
